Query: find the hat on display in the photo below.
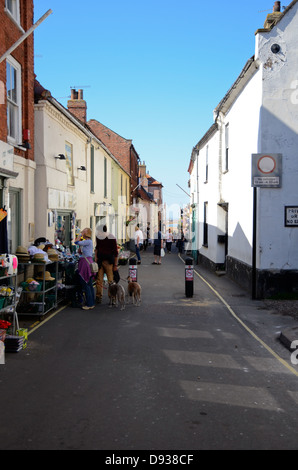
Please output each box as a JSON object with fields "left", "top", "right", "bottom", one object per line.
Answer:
{"left": 33, "top": 253, "right": 46, "bottom": 263}
{"left": 15, "top": 246, "right": 30, "bottom": 262}
{"left": 36, "top": 271, "right": 55, "bottom": 281}
{"left": 47, "top": 248, "right": 59, "bottom": 261}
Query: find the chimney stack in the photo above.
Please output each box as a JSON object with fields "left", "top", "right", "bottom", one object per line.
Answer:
{"left": 273, "top": 1, "right": 281, "bottom": 12}
{"left": 67, "top": 88, "right": 87, "bottom": 123}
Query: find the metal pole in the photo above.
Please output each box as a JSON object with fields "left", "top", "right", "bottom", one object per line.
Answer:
{"left": 0, "top": 9, "right": 53, "bottom": 64}
{"left": 252, "top": 187, "right": 257, "bottom": 299}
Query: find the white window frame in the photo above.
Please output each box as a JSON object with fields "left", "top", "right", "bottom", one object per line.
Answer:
{"left": 6, "top": 56, "right": 22, "bottom": 146}
{"left": 5, "top": 0, "right": 21, "bottom": 26}
{"left": 65, "top": 141, "right": 74, "bottom": 186}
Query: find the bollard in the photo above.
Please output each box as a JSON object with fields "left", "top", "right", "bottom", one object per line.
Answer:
{"left": 129, "top": 257, "right": 138, "bottom": 282}
{"left": 185, "top": 257, "right": 194, "bottom": 297}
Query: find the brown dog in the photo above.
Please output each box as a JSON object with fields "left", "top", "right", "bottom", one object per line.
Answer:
{"left": 108, "top": 282, "right": 125, "bottom": 310}
{"left": 127, "top": 276, "right": 142, "bottom": 306}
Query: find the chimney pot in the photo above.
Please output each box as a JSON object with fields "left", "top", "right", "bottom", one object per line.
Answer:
{"left": 273, "top": 1, "right": 281, "bottom": 12}
{"left": 78, "top": 89, "right": 83, "bottom": 100}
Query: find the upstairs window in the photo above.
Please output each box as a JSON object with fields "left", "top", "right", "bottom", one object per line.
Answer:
{"left": 65, "top": 142, "right": 74, "bottom": 186}
{"left": 225, "top": 124, "right": 229, "bottom": 172}
{"left": 6, "top": 57, "right": 21, "bottom": 144}
{"left": 205, "top": 145, "right": 209, "bottom": 183}
{"left": 5, "top": 0, "right": 20, "bottom": 24}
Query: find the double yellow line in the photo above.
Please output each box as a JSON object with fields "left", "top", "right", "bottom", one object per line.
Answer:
{"left": 179, "top": 254, "right": 298, "bottom": 378}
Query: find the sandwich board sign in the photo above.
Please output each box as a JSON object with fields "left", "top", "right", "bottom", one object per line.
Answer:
{"left": 251, "top": 153, "right": 282, "bottom": 188}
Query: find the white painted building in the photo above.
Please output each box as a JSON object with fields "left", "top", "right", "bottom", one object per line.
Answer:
{"left": 188, "top": 0, "right": 298, "bottom": 298}
{"left": 34, "top": 82, "right": 130, "bottom": 248}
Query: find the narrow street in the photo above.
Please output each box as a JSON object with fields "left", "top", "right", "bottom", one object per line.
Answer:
{"left": 1, "top": 247, "right": 298, "bottom": 451}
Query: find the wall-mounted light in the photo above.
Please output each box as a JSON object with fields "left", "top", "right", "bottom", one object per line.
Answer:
{"left": 22, "top": 141, "right": 31, "bottom": 150}
{"left": 78, "top": 166, "right": 86, "bottom": 171}
{"left": 55, "top": 154, "right": 66, "bottom": 160}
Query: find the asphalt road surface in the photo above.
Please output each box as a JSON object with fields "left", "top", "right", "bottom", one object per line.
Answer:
{"left": 1, "top": 246, "right": 298, "bottom": 450}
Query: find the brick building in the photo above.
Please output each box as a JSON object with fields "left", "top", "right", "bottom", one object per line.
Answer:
{"left": 87, "top": 119, "right": 140, "bottom": 206}
{"left": 0, "top": 0, "right": 35, "bottom": 252}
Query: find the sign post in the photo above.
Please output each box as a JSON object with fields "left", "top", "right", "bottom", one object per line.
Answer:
{"left": 251, "top": 154, "right": 282, "bottom": 299}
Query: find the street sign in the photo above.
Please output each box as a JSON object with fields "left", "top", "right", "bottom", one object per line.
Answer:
{"left": 251, "top": 153, "right": 282, "bottom": 187}
{"left": 285, "top": 206, "right": 298, "bottom": 227}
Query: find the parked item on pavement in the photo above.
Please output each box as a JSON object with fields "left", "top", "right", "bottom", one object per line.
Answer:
{"left": 126, "top": 275, "right": 142, "bottom": 306}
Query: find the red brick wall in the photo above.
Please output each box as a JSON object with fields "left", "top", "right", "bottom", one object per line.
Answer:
{"left": 0, "top": 0, "right": 35, "bottom": 160}
{"left": 88, "top": 119, "right": 140, "bottom": 204}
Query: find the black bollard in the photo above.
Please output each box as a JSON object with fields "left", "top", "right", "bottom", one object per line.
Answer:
{"left": 129, "top": 257, "right": 138, "bottom": 282}
{"left": 185, "top": 257, "right": 194, "bottom": 298}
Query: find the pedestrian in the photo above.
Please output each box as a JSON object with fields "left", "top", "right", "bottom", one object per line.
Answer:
{"left": 95, "top": 224, "right": 119, "bottom": 303}
{"left": 152, "top": 227, "right": 163, "bottom": 265}
{"left": 177, "top": 231, "right": 185, "bottom": 254}
{"left": 166, "top": 228, "right": 173, "bottom": 253}
{"left": 143, "top": 222, "right": 150, "bottom": 251}
{"left": 134, "top": 225, "right": 143, "bottom": 264}
{"left": 74, "top": 227, "right": 96, "bottom": 310}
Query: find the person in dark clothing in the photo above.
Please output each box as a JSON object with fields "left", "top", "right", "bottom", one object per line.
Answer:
{"left": 152, "top": 228, "right": 163, "bottom": 265}
{"left": 95, "top": 224, "right": 118, "bottom": 303}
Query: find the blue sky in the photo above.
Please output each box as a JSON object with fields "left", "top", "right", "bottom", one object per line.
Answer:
{"left": 33, "top": 0, "right": 274, "bottom": 211}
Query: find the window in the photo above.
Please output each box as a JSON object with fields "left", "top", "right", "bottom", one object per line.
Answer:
{"left": 7, "top": 188, "right": 21, "bottom": 254}
{"left": 104, "top": 157, "right": 107, "bottom": 198}
{"left": 225, "top": 124, "right": 229, "bottom": 172}
{"left": 65, "top": 142, "right": 74, "bottom": 185}
{"left": 205, "top": 145, "right": 209, "bottom": 183}
{"left": 6, "top": 57, "right": 21, "bottom": 144}
{"left": 203, "top": 202, "right": 208, "bottom": 247}
{"left": 90, "top": 145, "right": 94, "bottom": 193}
{"left": 5, "top": 0, "right": 20, "bottom": 24}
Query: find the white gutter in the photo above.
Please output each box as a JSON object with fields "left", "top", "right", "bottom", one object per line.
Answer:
{"left": 0, "top": 9, "right": 53, "bottom": 64}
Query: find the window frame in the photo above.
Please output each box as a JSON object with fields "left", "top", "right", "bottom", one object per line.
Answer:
{"left": 5, "top": 0, "right": 21, "bottom": 25}
{"left": 65, "top": 141, "right": 74, "bottom": 186}
{"left": 6, "top": 56, "right": 22, "bottom": 145}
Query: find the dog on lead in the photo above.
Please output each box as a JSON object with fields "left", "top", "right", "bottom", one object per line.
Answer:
{"left": 127, "top": 276, "right": 141, "bottom": 306}
{"left": 108, "top": 282, "right": 125, "bottom": 310}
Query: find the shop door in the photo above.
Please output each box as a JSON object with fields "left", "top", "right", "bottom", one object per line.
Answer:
{"left": 55, "top": 212, "right": 71, "bottom": 248}
{"left": 7, "top": 188, "right": 21, "bottom": 254}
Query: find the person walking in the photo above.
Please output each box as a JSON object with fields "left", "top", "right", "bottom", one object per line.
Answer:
{"left": 152, "top": 227, "right": 163, "bottom": 265}
{"left": 95, "top": 224, "right": 119, "bottom": 303}
{"left": 134, "top": 225, "right": 143, "bottom": 265}
{"left": 74, "top": 227, "right": 96, "bottom": 310}
{"left": 166, "top": 228, "right": 173, "bottom": 253}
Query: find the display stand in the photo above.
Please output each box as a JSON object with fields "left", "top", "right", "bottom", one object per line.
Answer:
{"left": 17, "top": 261, "right": 59, "bottom": 318}
{"left": 0, "top": 273, "right": 19, "bottom": 335}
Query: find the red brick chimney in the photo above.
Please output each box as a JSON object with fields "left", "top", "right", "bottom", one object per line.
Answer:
{"left": 67, "top": 88, "right": 87, "bottom": 123}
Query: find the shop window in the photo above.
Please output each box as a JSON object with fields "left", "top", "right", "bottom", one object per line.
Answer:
{"left": 5, "top": 0, "right": 20, "bottom": 24}
{"left": 6, "top": 57, "right": 22, "bottom": 145}
{"left": 65, "top": 142, "right": 74, "bottom": 186}
{"left": 55, "top": 212, "right": 71, "bottom": 248}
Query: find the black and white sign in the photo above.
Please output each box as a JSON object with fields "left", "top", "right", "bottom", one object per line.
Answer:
{"left": 251, "top": 153, "right": 282, "bottom": 187}
{"left": 285, "top": 206, "right": 298, "bottom": 227}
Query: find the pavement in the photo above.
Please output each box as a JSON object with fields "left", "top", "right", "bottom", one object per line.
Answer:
{"left": 17, "top": 244, "right": 298, "bottom": 364}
